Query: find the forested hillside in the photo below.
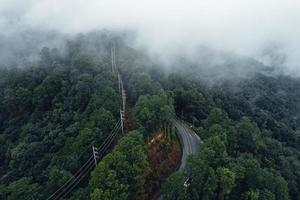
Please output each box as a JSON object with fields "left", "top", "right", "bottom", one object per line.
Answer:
{"left": 0, "top": 33, "right": 122, "bottom": 199}
{"left": 0, "top": 31, "right": 300, "bottom": 200}
{"left": 161, "top": 66, "right": 300, "bottom": 199}
{"left": 113, "top": 43, "right": 300, "bottom": 199}
{"left": 0, "top": 32, "right": 176, "bottom": 200}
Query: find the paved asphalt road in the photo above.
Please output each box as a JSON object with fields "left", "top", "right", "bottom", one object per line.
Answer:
{"left": 157, "top": 119, "right": 201, "bottom": 200}
{"left": 172, "top": 119, "right": 201, "bottom": 170}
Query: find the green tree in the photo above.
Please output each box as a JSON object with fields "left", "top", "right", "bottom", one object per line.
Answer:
{"left": 68, "top": 187, "right": 90, "bottom": 200}
{"left": 47, "top": 167, "right": 72, "bottom": 193}
{"left": 207, "top": 124, "right": 228, "bottom": 143}
{"left": 184, "top": 155, "right": 218, "bottom": 200}
{"left": 201, "top": 136, "right": 228, "bottom": 168}
{"left": 7, "top": 177, "right": 42, "bottom": 200}
{"left": 244, "top": 190, "right": 259, "bottom": 200}
{"left": 133, "top": 90, "right": 174, "bottom": 132}
{"left": 205, "top": 108, "right": 229, "bottom": 128}
{"left": 85, "top": 107, "right": 116, "bottom": 133}
{"left": 216, "top": 167, "right": 235, "bottom": 200}
{"left": 90, "top": 171, "right": 129, "bottom": 200}
{"left": 229, "top": 117, "right": 260, "bottom": 154}
{"left": 173, "top": 88, "right": 214, "bottom": 124}
{"left": 127, "top": 72, "right": 162, "bottom": 102}
{"left": 89, "top": 131, "right": 149, "bottom": 200}
{"left": 162, "top": 171, "right": 186, "bottom": 200}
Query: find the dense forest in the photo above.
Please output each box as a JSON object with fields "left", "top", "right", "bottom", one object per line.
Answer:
{"left": 116, "top": 40, "right": 300, "bottom": 199}
{"left": 160, "top": 64, "right": 300, "bottom": 199}
{"left": 0, "top": 33, "right": 123, "bottom": 199}
{"left": 0, "top": 31, "right": 300, "bottom": 200}
{"left": 0, "top": 32, "right": 175, "bottom": 199}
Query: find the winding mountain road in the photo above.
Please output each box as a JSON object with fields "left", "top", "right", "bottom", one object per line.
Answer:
{"left": 172, "top": 119, "right": 201, "bottom": 170}
{"left": 158, "top": 119, "right": 201, "bottom": 200}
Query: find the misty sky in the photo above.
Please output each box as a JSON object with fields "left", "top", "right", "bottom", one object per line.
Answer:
{"left": 1, "top": 0, "right": 300, "bottom": 74}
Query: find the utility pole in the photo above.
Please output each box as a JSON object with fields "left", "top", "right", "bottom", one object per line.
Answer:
{"left": 112, "top": 43, "right": 126, "bottom": 134}
{"left": 92, "top": 146, "right": 99, "bottom": 166}
{"left": 118, "top": 73, "right": 121, "bottom": 92}
{"left": 120, "top": 110, "right": 125, "bottom": 134}
{"left": 122, "top": 89, "right": 126, "bottom": 112}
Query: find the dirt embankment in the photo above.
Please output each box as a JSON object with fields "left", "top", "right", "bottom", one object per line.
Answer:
{"left": 144, "top": 129, "right": 181, "bottom": 200}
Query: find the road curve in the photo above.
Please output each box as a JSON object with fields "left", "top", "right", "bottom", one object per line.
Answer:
{"left": 172, "top": 119, "right": 201, "bottom": 170}
{"left": 157, "top": 119, "right": 201, "bottom": 200}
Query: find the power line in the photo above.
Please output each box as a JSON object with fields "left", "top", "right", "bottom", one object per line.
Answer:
{"left": 55, "top": 125, "right": 122, "bottom": 199}
{"left": 47, "top": 121, "right": 121, "bottom": 200}
{"left": 96, "top": 121, "right": 120, "bottom": 151}
{"left": 46, "top": 156, "right": 94, "bottom": 200}
{"left": 47, "top": 44, "right": 126, "bottom": 199}
{"left": 59, "top": 161, "right": 96, "bottom": 199}
{"left": 97, "top": 125, "right": 121, "bottom": 155}
{"left": 53, "top": 160, "right": 95, "bottom": 200}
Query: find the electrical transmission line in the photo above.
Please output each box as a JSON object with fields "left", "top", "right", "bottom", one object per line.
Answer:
{"left": 59, "top": 125, "right": 122, "bottom": 199}
{"left": 47, "top": 43, "right": 126, "bottom": 200}
{"left": 47, "top": 122, "right": 121, "bottom": 200}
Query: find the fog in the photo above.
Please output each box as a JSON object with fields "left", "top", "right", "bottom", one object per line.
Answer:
{"left": 1, "top": 0, "right": 300, "bottom": 75}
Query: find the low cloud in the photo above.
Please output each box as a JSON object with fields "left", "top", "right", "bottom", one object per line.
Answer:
{"left": 1, "top": 0, "right": 300, "bottom": 74}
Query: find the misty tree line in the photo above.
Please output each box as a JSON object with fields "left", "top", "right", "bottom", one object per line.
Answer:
{"left": 0, "top": 31, "right": 300, "bottom": 200}
{"left": 115, "top": 40, "right": 300, "bottom": 199}
{"left": 98, "top": 36, "right": 300, "bottom": 199}
{"left": 0, "top": 32, "right": 175, "bottom": 199}
{"left": 0, "top": 33, "right": 122, "bottom": 199}
{"left": 160, "top": 67, "right": 300, "bottom": 199}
